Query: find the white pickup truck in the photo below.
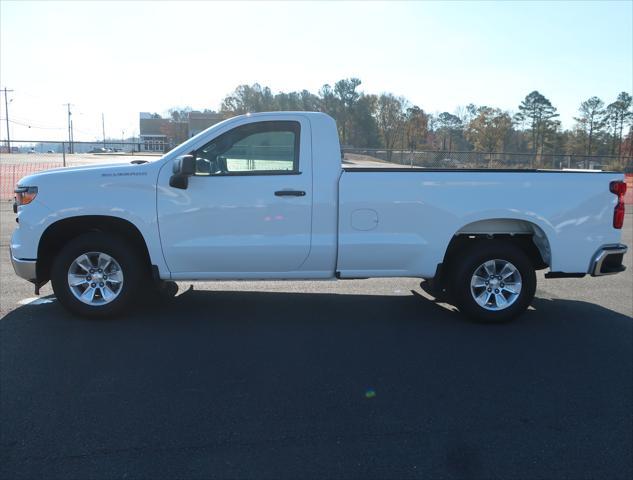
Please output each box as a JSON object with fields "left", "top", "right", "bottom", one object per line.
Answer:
{"left": 10, "top": 112, "right": 629, "bottom": 322}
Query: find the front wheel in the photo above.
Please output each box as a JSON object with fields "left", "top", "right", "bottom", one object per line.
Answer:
{"left": 51, "top": 233, "right": 145, "bottom": 317}
{"left": 451, "top": 241, "right": 536, "bottom": 323}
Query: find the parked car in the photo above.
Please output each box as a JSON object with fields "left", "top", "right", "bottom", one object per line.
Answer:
{"left": 439, "top": 157, "right": 464, "bottom": 168}
{"left": 10, "top": 112, "right": 628, "bottom": 321}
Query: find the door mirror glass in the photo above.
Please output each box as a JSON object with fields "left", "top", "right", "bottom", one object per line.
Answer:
{"left": 172, "top": 154, "right": 196, "bottom": 175}
{"left": 169, "top": 154, "right": 196, "bottom": 189}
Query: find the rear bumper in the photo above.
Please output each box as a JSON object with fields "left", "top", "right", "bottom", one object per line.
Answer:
{"left": 10, "top": 253, "right": 37, "bottom": 282}
{"left": 589, "top": 244, "right": 627, "bottom": 276}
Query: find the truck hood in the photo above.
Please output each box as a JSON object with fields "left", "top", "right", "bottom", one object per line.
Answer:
{"left": 17, "top": 161, "right": 160, "bottom": 187}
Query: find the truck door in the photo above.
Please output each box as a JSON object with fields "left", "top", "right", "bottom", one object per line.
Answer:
{"left": 156, "top": 118, "right": 312, "bottom": 276}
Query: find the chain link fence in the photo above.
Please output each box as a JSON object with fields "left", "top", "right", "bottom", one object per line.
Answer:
{"left": 1, "top": 141, "right": 160, "bottom": 200}
{"left": 2, "top": 141, "right": 632, "bottom": 201}
{"left": 343, "top": 148, "right": 633, "bottom": 172}
{"left": 0, "top": 139, "right": 146, "bottom": 155}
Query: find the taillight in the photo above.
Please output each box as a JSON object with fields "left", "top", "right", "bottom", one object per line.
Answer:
{"left": 610, "top": 180, "right": 627, "bottom": 229}
{"left": 610, "top": 181, "right": 627, "bottom": 196}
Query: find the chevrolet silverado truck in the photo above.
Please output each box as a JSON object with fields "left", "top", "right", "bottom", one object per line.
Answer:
{"left": 10, "top": 112, "right": 629, "bottom": 321}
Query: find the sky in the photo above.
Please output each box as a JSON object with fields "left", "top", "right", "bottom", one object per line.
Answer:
{"left": 1, "top": 0, "right": 632, "bottom": 142}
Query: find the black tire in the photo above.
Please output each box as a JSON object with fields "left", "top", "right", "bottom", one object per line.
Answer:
{"left": 450, "top": 241, "right": 536, "bottom": 323}
{"left": 51, "top": 232, "right": 146, "bottom": 318}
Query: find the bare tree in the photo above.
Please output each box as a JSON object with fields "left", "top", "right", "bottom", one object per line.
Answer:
{"left": 376, "top": 93, "right": 406, "bottom": 158}
{"left": 465, "top": 107, "right": 513, "bottom": 153}
{"left": 404, "top": 106, "right": 429, "bottom": 150}
{"left": 333, "top": 78, "right": 362, "bottom": 145}
{"left": 220, "top": 84, "right": 275, "bottom": 115}
{"left": 436, "top": 112, "right": 462, "bottom": 151}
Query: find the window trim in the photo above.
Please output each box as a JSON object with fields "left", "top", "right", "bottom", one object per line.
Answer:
{"left": 193, "top": 120, "right": 302, "bottom": 177}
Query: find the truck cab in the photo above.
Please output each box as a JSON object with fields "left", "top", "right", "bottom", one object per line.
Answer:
{"left": 156, "top": 113, "right": 340, "bottom": 279}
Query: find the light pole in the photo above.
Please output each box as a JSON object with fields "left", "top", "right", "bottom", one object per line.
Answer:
{"left": 102, "top": 113, "right": 106, "bottom": 148}
{"left": 65, "top": 103, "right": 73, "bottom": 153}
{"left": 3, "top": 88, "right": 14, "bottom": 153}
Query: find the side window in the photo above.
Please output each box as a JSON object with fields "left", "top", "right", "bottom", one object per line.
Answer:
{"left": 194, "top": 121, "right": 300, "bottom": 175}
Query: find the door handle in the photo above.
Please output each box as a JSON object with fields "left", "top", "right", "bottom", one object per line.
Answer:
{"left": 275, "top": 190, "right": 306, "bottom": 197}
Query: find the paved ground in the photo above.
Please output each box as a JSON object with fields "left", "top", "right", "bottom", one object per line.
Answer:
{"left": 1, "top": 203, "right": 631, "bottom": 479}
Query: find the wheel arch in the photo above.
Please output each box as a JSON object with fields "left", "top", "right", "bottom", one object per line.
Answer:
{"left": 435, "top": 218, "right": 552, "bottom": 289}
{"left": 452, "top": 218, "right": 551, "bottom": 267}
{"left": 37, "top": 215, "right": 153, "bottom": 282}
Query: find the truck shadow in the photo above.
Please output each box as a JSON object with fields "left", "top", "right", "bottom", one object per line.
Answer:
{"left": 1, "top": 288, "right": 631, "bottom": 358}
{"left": 1, "top": 290, "right": 632, "bottom": 479}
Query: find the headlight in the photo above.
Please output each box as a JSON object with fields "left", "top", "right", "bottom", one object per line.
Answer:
{"left": 13, "top": 186, "right": 38, "bottom": 212}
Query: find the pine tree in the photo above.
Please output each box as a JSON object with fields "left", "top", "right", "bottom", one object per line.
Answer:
{"left": 575, "top": 97, "right": 606, "bottom": 156}
{"left": 514, "top": 91, "right": 559, "bottom": 156}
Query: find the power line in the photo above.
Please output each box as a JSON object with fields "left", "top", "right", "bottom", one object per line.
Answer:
{"left": 5, "top": 114, "right": 65, "bottom": 128}
{"left": 0, "top": 118, "right": 98, "bottom": 138}
{"left": 0, "top": 118, "right": 66, "bottom": 130}
{"left": 17, "top": 90, "right": 64, "bottom": 106}
{"left": 2, "top": 88, "right": 14, "bottom": 151}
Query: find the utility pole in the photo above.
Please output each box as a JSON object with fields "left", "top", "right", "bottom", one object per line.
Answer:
{"left": 2, "top": 88, "right": 14, "bottom": 153}
{"left": 64, "top": 103, "right": 73, "bottom": 153}
{"left": 101, "top": 113, "right": 106, "bottom": 148}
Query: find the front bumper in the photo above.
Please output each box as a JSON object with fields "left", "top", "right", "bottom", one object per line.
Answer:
{"left": 10, "top": 253, "right": 37, "bottom": 282}
{"left": 589, "top": 244, "right": 628, "bottom": 276}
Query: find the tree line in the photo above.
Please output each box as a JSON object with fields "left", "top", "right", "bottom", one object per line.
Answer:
{"left": 167, "top": 79, "right": 633, "bottom": 160}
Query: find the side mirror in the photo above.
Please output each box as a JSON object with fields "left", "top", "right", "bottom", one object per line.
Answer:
{"left": 169, "top": 154, "right": 196, "bottom": 189}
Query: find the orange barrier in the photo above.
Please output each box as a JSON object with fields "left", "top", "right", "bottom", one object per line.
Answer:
{"left": 625, "top": 174, "right": 633, "bottom": 205}
{"left": 1, "top": 163, "right": 64, "bottom": 201}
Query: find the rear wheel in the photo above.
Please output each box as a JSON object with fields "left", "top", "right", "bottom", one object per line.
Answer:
{"left": 51, "top": 233, "right": 145, "bottom": 317}
{"left": 451, "top": 241, "right": 536, "bottom": 323}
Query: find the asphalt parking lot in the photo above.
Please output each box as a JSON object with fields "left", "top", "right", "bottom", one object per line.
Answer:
{"left": 1, "top": 202, "right": 631, "bottom": 479}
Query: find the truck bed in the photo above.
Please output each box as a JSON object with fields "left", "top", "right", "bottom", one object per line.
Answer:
{"left": 336, "top": 169, "right": 623, "bottom": 278}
